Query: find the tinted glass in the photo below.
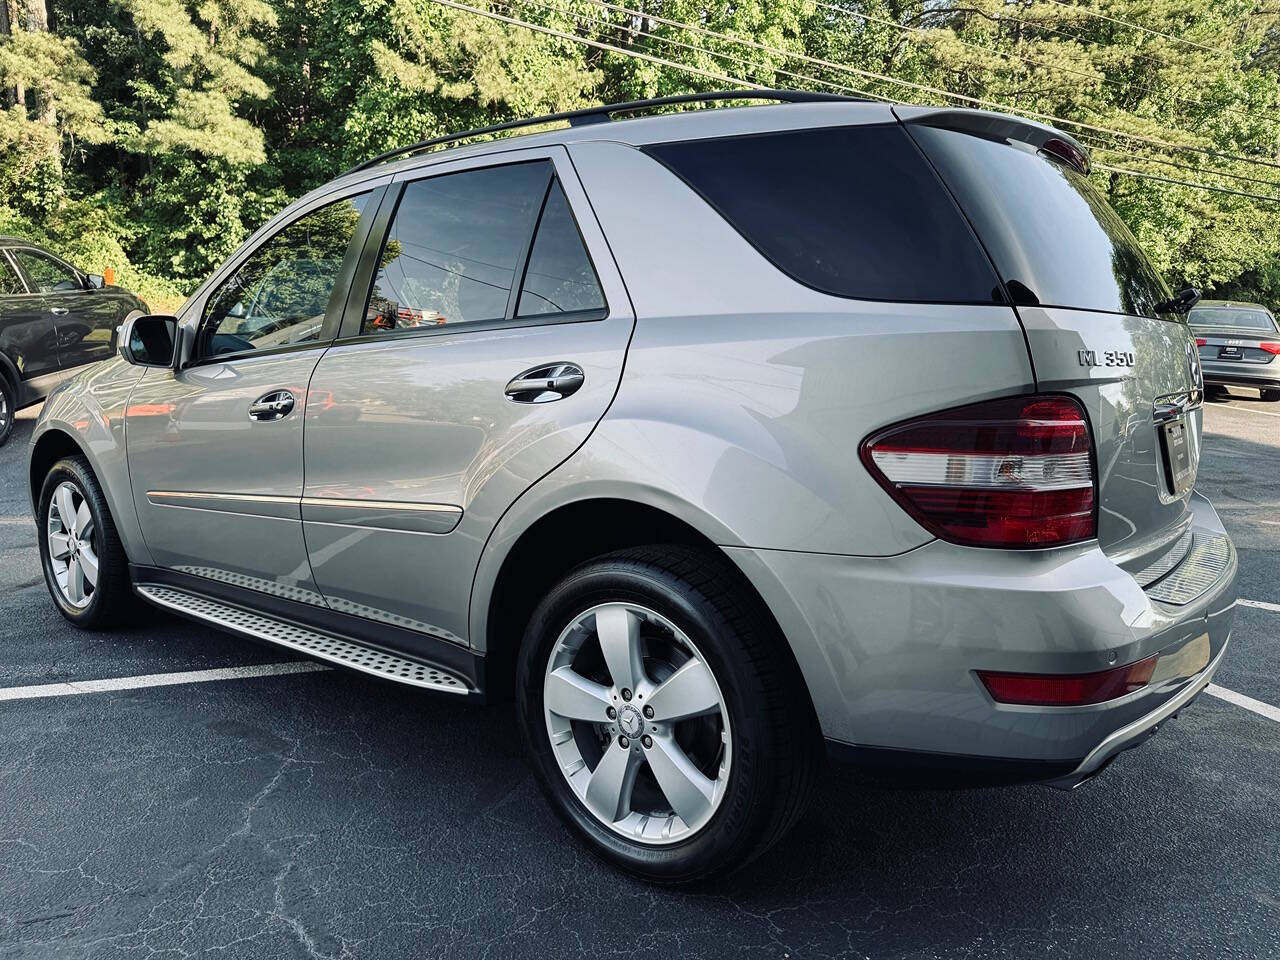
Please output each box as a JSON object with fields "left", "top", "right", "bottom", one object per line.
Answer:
{"left": 363, "top": 162, "right": 549, "bottom": 334}
{"left": 202, "top": 192, "right": 369, "bottom": 357}
{"left": 644, "top": 125, "right": 1001, "bottom": 303}
{"left": 517, "top": 181, "right": 605, "bottom": 317}
{"left": 1189, "top": 307, "right": 1277, "bottom": 332}
{"left": 15, "top": 250, "right": 80, "bottom": 293}
{"left": 0, "top": 256, "right": 24, "bottom": 295}
{"left": 910, "top": 125, "right": 1172, "bottom": 319}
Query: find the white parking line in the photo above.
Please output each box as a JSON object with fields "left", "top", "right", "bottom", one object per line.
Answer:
{"left": 1209, "top": 403, "right": 1280, "bottom": 420}
{"left": 1207, "top": 685, "right": 1280, "bottom": 724}
{"left": 0, "top": 661, "right": 331, "bottom": 702}
{"left": 1240, "top": 598, "right": 1280, "bottom": 614}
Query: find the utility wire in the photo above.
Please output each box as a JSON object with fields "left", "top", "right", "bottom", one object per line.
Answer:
{"left": 426, "top": 0, "right": 1280, "bottom": 203}
{"left": 1038, "top": 0, "right": 1231, "bottom": 54}
{"left": 544, "top": 0, "right": 1280, "bottom": 176}
{"left": 810, "top": 0, "right": 1277, "bottom": 127}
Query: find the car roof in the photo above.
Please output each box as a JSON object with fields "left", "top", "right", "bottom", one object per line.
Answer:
{"left": 1193, "top": 300, "right": 1272, "bottom": 312}
{"left": 311, "top": 97, "right": 1086, "bottom": 202}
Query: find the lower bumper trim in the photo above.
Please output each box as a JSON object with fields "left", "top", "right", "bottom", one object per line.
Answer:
{"left": 1045, "top": 640, "right": 1229, "bottom": 790}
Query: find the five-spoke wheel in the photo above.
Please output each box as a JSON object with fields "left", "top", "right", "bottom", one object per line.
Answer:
{"left": 543, "top": 602, "right": 731, "bottom": 844}
{"left": 519, "top": 545, "right": 819, "bottom": 882}
{"left": 46, "top": 481, "right": 100, "bottom": 608}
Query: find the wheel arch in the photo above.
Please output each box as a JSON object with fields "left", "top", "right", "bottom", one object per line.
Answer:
{"left": 29, "top": 428, "right": 91, "bottom": 514}
{"left": 474, "top": 494, "right": 816, "bottom": 723}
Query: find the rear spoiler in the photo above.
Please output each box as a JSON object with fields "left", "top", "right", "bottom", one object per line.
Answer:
{"left": 892, "top": 105, "right": 1091, "bottom": 174}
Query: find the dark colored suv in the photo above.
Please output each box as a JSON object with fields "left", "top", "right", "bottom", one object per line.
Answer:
{"left": 0, "top": 239, "right": 148, "bottom": 445}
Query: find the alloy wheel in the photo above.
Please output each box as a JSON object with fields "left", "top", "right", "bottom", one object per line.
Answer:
{"left": 543, "top": 602, "right": 732, "bottom": 845}
{"left": 46, "top": 481, "right": 99, "bottom": 609}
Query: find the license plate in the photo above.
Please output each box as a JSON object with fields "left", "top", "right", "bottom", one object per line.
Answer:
{"left": 1218, "top": 346, "right": 1243, "bottom": 359}
{"left": 1160, "top": 418, "right": 1194, "bottom": 496}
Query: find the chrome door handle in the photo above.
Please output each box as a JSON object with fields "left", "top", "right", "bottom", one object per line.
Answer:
{"left": 504, "top": 363, "right": 585, "bottom": 403}
{"left": 50, "top": 307, "right": 69, "bottom": 316}
{"left": 248, "top": 390, "right": 295, "bottom": 421}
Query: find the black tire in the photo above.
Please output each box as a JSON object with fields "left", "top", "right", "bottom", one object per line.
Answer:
{"left": 1205, "top": 384, "right": 1230, "bottom": 401}
{"left": 1262, "top": 388, "right": 1280, "bottom": 402}
{"left": 516, "top": 544, "right": 821, "bottom": 883}
{"left": 0, "top": 374, "right": 14, "bottom": 447}
{"left": 37, "top": 455, "right": 140, "bottom": 629}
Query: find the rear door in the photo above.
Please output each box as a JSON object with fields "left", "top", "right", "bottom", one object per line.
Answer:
{"left": 904, "top": 113, "right": 1200, "bottom": 564}
{"left": 301, "top": 146, "right": 634, "bottom": 649}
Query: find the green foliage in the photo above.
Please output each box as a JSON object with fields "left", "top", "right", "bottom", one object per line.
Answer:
{"left": 0, "top": 0, "right": 1277, "bottom": 305}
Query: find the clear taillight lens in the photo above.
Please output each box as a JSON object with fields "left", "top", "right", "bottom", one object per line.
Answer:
{"left": 860, "top": 395, "right": 1096, "bottom": 548}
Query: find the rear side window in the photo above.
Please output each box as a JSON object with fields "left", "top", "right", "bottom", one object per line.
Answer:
{"left": 0, "top": 255, "right": 24, "bottom": 295}
{"left": 1189, "top": 307, "right": 1277, "bottom": 332}
{"left": 516, "top": 181, "right": 605, "bottom": 318}
{"left": 644, "top": 125, "right": 1002, "bottom": 304}
{"left": 909, "top": 125, "right": 1172, "bottom": 319}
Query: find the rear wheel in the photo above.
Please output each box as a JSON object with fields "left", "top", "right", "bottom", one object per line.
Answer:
{"left": 1262, "top": 388, "right": 1280, "bottom": 402}
{"left": 38, "top": 456, "right": 139, "bottom": 629}
{"left": 517, "top": 545, "right": 820, "bottom": 882}
{"left": 0, "top": 375, "right": 14, "bottom": 446}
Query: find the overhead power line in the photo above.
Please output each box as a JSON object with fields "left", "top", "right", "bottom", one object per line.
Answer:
{"left": 424, "top": 0, "right": 1280, "bottom": 204}
{"left": 1039, "top": 0, "right": 1231, "bottom": 55}
{"left": 809, "top": 0, "right": 1277, "bottom": 128}
{"left": 549, "top": 0, "right": 1280, "bottom": 177}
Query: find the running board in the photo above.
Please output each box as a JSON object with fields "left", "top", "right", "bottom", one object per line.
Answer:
{"left": 135, "top": 584, "right": 471, "bottom": 695}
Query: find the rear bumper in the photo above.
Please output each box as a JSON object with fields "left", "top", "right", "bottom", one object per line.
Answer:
{"left": 1200, "top": 359, "right": 1280, "bottom": 390}
{"left": 728, "top": 491, "right": 1238, "bottom": 776}
{"left": 1043, "top": 640, "right": 1226, "bottom": 789}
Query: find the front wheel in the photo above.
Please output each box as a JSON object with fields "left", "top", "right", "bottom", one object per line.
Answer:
{"left": 517, "top": 545, "right": 820, "bottom": 883}
{"left": 38, "top": 456, "right": 140, "bottom": 628}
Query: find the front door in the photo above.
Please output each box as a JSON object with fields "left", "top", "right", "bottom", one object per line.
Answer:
{"left": 10, "top": 248, "right": 119, "bottom": 371}
{"left": 0, "top": 250, "right": 61, "bottom": 391}
{"left": 126, "top": 188, "right": 377, "bottom": 602}
{"left": 301, "top": 149, "right": 634, "bottom": 648}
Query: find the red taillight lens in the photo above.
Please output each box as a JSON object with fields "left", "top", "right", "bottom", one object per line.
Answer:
{"left": 1259, "top": 342, "right": 1280, "bottom": 355}
{"left": 977, "top": 656, "right": 1158, "bottom": 706}
{"left": 1195, "top": 337, "right": 1207, "bottom": 347}
{"left": 861, "top": 395, "right": 1096, "bottom": 548}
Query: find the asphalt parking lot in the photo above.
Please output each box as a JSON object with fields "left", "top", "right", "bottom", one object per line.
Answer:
{"left": 1, "top": 392, "right": 1278, "bottom": 960}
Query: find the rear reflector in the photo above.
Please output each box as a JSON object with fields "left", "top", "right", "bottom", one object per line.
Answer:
{"left": 1259, "top": 342, "right": 1280, "bottom": 355}
{"left": 861, "top": 395, "right": 1096, "bottom": 548}
{"left": 978, "top": 656, "right": 1158, "bottom": 706}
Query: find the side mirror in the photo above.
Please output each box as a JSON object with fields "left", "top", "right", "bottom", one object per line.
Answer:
{"left": 85, "top": 274, "right": 105, "bottom": 290}
{"left": 119, "top": 315, "right": 179, "bottom": 368}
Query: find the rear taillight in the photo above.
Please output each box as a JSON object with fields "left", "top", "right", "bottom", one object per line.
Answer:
{"left": 1195, "top": 337, "right": 1207, "bottom": 347}
{"left": 1259, "top": 342, "right": 1280, "bottom": 355}
{"left": 860, "top": 395, "right": 1096, "bottom": 548}
{"left": 977, "top": 656, "right": 1157, "bottom": 706}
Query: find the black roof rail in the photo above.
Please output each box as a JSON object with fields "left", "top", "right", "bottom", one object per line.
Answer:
{"left": 343, "top": 89, "right": 864, "bottom": 176}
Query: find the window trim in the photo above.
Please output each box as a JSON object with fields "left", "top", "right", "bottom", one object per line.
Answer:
{"left": 185, "top": 184, "right": 386, "bottom": 369}
{"left": 641, "top": 124, "right": 1009, "bottom": 308}
{"left": 340, "top": 152, "right": 611, "bottom": 345}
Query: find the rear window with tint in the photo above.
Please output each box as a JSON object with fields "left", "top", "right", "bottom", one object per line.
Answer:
{"left": 1189, "top": 307, "right": 1277, "bottom": 331}
{"left": 644, "top": 125, "right": 1002, "bottom": 304}
{"left": 908, "top": 124, "right": 1172, "bottom": 319}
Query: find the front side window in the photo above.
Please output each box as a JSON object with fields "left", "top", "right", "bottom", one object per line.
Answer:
{"left": 14, "top": 250, "right": 80, "bottom": 293}
{"left": 201, "top": 192, "right": 369, "bottom": 358}
{"left": 0, "top": 255, "right": 25, "bottom": 295}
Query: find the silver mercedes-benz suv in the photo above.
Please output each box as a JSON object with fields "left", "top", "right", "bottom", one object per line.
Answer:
{"left": 28, "top": 91, "right": 1238, "bottom": 882}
